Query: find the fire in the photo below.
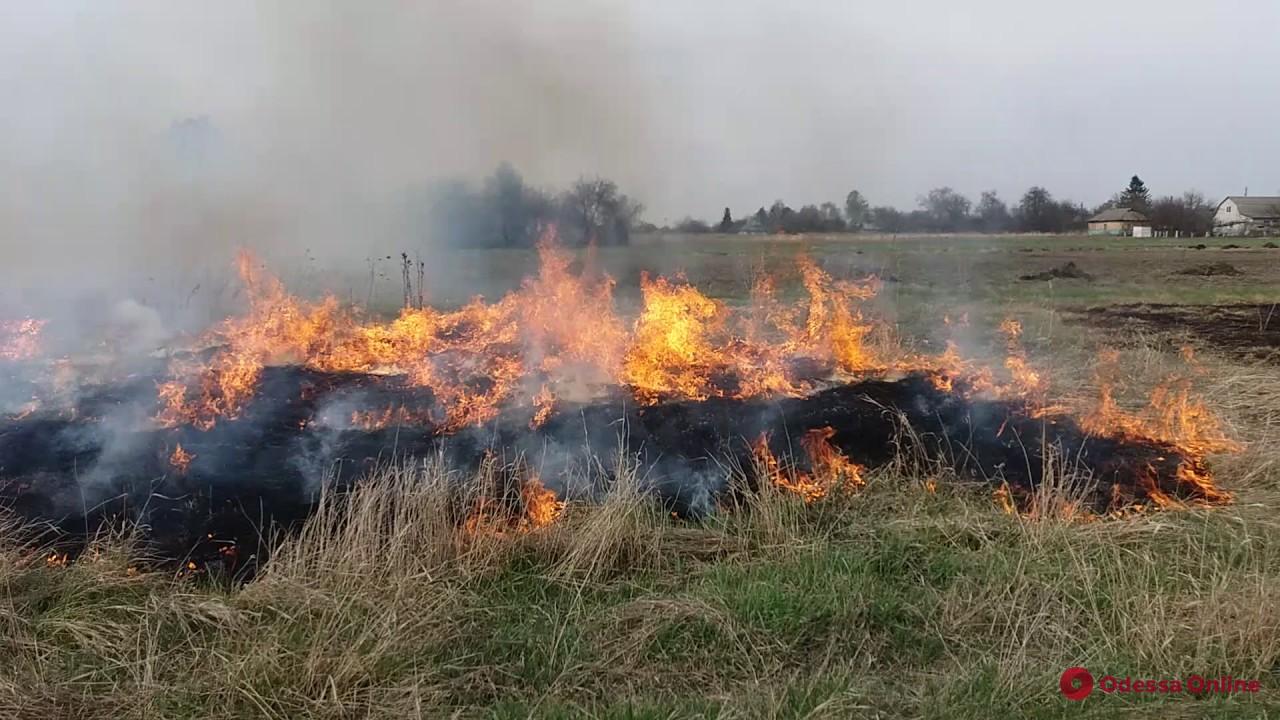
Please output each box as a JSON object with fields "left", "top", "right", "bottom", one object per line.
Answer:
{"left": 1083, "top": 348, "right": 1240, "bottom": 457}
{"left": 530, "top": 384, "right": 555, "bottom": 429}
{"left": 520, "top": 475, "right": 565, "bottom": 529}
{"left": 753, "top": 427, "right": 866, "bottom": 503}
{"left": 0, "top": 318, "right": 46, "bottom": 361}
{"left": 169, "top": 444, "right": 195, "bottom": 474}
{"left": 998, "top": 318, "right": 1045, "bottom": 397}
{"left": 157, "top": 251, "right": 352, "bottom": 430}
{"left": 794, "top": 257, "right": 881, "bottom": 373}
{"left": 623, "top": 274, "right": 725, "bottom": 403}
{"left": 462, "top": 474, "right": 565, "bottom": 536}
{"left": 992, "top": 484, "right": 1017, "bottom": 515}
{"left": 152, "top": 237, "right": 891, "bottom": 427}
{"left": 1079, "top": 347, "right": 1237, "bottom": 505}
{"left": 125, "top": 228, "right": 1235, "bottom": 518}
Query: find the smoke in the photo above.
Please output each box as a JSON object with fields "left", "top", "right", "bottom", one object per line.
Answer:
{"left": 0, "top": 1, "right": 657, "bottom": 320}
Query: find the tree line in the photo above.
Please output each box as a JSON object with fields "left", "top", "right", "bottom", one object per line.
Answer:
{"left": 427, "top": 168, "right": 1218, "bottom": 248}
{"left": 682, "top": 176, "right": 1215, "bottom": 236}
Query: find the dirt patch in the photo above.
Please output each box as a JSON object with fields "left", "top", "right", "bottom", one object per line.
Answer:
{"left": 1174, "top": 262, "right": 1243, "bottom": 277}
{"left": 1020, "top": 261, "right": 1094, "bottom": 282}
{"left": 1069, "top": 303, "right": 1280, "bottom": 362}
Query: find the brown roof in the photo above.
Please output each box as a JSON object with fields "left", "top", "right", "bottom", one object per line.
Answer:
{"left": 1088, "top": 208, "right": 1147, "bottom": 223}
{"left": 1220, "top": 196, "right": 1280, "bottom": 219}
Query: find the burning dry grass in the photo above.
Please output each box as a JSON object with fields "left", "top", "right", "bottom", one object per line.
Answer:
{"left": 2, "top": 237, "right": 1278, "bottom": 716}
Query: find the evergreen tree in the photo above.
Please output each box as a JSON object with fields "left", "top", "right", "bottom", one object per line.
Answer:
{"left": 718, "top": 207, "right": 734, "bottom": 232}
{"left": 1119, "top": 175, "right": 1152, "bottom": 213}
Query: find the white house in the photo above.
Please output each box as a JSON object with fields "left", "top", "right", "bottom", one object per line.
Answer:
{"left": 1213, "top": 196, "right": 1280, "bottom": 236}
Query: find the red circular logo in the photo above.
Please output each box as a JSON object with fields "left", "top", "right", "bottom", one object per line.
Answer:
{"left": 1060, "top": 667, "right": 1094, "bottom": 701}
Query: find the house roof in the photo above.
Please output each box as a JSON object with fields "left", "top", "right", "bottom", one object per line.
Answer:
{"left": 1220, "top": 196, "right": 1280, "bottom": 219}
{"left": 1088, "top": 207, "right": 1147, "bottom": 223}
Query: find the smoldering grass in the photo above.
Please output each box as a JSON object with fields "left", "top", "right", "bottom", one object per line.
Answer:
{"left": 0, "top": 398, "right": 1275, "bottom": 718}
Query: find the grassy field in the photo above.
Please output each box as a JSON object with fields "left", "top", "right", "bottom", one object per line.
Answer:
{"left": 4, "top": 233, "right": 1280, "bottom": 718}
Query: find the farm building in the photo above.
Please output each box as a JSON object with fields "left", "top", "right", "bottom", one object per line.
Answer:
{"left": 1087, "top": 208, "right": 1149, "bottom": 236}
{"left": 1213, "top": 196, "right": 1280, "bottom": 236}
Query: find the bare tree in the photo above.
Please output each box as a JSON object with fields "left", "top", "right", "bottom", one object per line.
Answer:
{"left": 975, "top": 190, "right": 1011, "bottom": 232}
{"left": 844, "top": 190, "right": 869, "bottom": 231}
{"left": 562, "top": 176, "right": 643, "bottom": 245}
{"left": 919, "top": 187, "right": 971, "bottom": 232}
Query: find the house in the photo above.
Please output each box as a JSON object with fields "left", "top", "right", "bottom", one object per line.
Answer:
{"left": 1087, "top": 208, "right": 1149, "bottom": 236}
{"left": 1213, "top": 196, "right": 1280, "bottom": 236}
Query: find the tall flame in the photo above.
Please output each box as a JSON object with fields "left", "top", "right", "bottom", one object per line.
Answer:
{"left": 136, "top": 230, "right": 1237, "bottom": 516}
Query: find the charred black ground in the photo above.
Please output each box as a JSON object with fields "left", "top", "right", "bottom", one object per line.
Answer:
{"left": 1069, "top": 302, "right": 1280, "bottom": 363}
{"left": 0, "top": 366, "right": 1218, "bottom": 576}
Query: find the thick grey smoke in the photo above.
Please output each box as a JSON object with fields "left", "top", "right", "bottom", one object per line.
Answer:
{"left": 3, "top": 0, "right": 1278, "bottom": 315}
{"left": 0, "top": 0, "right": 657, "bottom": 318}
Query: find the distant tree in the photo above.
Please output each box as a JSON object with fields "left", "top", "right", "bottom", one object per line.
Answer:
{"left": 919, "top": 187, "right": 972, "bottom": 232}
{"left": 766, "top": 200, "right": 794, "bottom": 233}
{"left": 1181, "top": 191, "right": 1215, "bottom": 236}
{"left": 483, "top": 163, "right": 554, "bottom": 247}
{"left": 1119, "top": 175, "right": 1152, "bottom": 214}
{"left": 975, "top": 190, "right": 1011, "bottom": 232}
{"left": 755, "top": 207, "right": 768, "bottom": 227}
{"left": 785, "top": 205, "right": 823, "bottom": 233}
{"left": 904, "top": 210, "right": 933, "bottom": 233}
{"left": 1150, "top": 191, "right": 1214, "bottom": 236}
{"left": 870, "top": 206, "right": 905, "bottom": 233}
{"left": 561, "top": 176, "right": 643, "bottom": 246}
{"left": 718, "top": 207, "right": 734, "bottom": 232}
{"left": 1055, "top": 200, "right": 1089, "bottom": 232}
{"left": 426, "top": 167, "right": 646, "bottom": 248}
{"left": 1016, "top": 186, "right": 1060, "bottom": 233}
{"left": 844, "top": 190, "right": 870, "bottom": 231}
{"left": 819, "top": 202, "right": 847, "bottom": 231}
{"left": 676, "top": 217, "right": 713, "bottom": 234}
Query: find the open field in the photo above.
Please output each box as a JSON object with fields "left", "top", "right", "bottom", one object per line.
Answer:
{"left": 3, "top": 234, "right": 1280, "bottom": 718}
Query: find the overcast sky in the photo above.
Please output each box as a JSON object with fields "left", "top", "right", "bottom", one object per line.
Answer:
{"left": 3, "top": 0, "right": 1279, "bottom": 264}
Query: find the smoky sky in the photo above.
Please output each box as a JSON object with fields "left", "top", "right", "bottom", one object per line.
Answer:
{"left": 2, "top": 0, "right": 1279, "bottom": 279}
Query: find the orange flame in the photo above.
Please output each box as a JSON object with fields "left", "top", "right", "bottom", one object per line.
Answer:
{"left": 138, "top": 230, "right": 1236, "bottom": 516}
{"left": 169, "top": 444, "right": 195, "bottom": 474}
{"left": 1083, "top": 348, "right": 1239, "bottom": 456}
{"left": 998, "top": 318, "right": 1045, "bottom": 398}
{"left": 753, "top": 427, "right": 865, "bottom": 503}
{"left": 1080, "top": 347, "right": 1236, "bottom": 504}
{"left": 156, "top": 239, "right": 886, "bottom": 426}
{"left": 623, "top": 274, "right": 725, "bottom": 403}
{"left": 520, "top": 475, "right": 565, "bottom": 529}
{"left": 462, "top": 474, "right": 565, "bottom": 536}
